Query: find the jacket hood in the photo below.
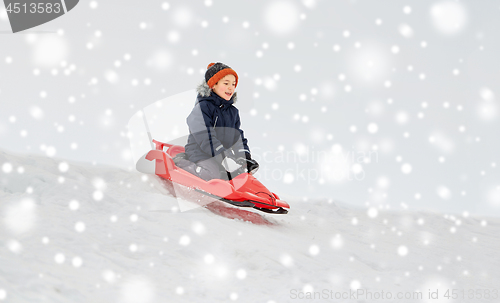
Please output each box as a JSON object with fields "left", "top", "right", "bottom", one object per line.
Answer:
{"left": 196, "top": 80, "right": 238, "bottom": 103}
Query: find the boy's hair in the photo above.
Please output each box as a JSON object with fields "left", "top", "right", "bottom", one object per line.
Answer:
{"left": 205, "top": 62, "right": 238, "bottom": 88}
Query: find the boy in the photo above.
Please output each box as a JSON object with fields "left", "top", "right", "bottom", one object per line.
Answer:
{"left": 177, "top": 62, "right": 259, "bottom": 181}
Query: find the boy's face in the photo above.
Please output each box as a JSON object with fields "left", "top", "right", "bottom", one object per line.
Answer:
{"left": 212, "top": 74, "right": 236, "bottom": 101}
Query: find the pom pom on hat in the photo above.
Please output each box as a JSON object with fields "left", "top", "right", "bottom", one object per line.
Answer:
{"left": 205, "top": 62, "right": 238, "bottom": 88}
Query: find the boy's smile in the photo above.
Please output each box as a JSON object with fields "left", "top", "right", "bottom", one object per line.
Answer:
{"left": 212, "top": 74, "right": 236, "bottom": 101}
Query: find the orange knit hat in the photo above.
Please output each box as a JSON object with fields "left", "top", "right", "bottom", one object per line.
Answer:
{"left": 205, "top": 62, "right": 238, "bottom": 88}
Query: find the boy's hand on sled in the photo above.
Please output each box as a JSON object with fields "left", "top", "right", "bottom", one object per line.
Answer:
{"left": 246, "top": 158, "right": 259, "bottom": 175}
{"left": 236, "top": 154, "right": 259, "bottom": 175}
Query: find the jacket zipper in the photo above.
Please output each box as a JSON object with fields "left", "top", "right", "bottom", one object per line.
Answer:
{"left": 213, "top": 116, "right": 218, "bottom": 130}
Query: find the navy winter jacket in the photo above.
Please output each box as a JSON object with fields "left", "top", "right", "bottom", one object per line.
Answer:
{"left": 185, "top": 82, "right": 250, "bottom": 163}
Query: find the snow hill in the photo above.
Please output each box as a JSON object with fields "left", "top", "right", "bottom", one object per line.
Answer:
{"left": 1, "top": 148, "right": 499, "bottom": 303}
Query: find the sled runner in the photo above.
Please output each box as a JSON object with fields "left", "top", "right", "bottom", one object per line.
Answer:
{"left": 144, "top": 139, "right": 290, "bottom": 214}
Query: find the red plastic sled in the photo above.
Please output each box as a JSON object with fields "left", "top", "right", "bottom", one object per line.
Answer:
{"left": 145, "top": 139, "right": 290, "bottom": 214}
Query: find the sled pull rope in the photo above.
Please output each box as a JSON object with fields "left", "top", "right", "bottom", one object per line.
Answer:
{"left": 141, "top": 109, "right": 154, "bottom": 150}
{"left": 255, "top": 192, "right": 276, "bottom": 203}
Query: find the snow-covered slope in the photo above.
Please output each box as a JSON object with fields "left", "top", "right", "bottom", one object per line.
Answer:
{"left": 1, "top": 149, "right": 499, "bottom": 303}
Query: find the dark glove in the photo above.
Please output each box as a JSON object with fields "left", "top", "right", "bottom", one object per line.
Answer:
{"left": 236, "top": 153, "right": 259, "bottom": 174}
